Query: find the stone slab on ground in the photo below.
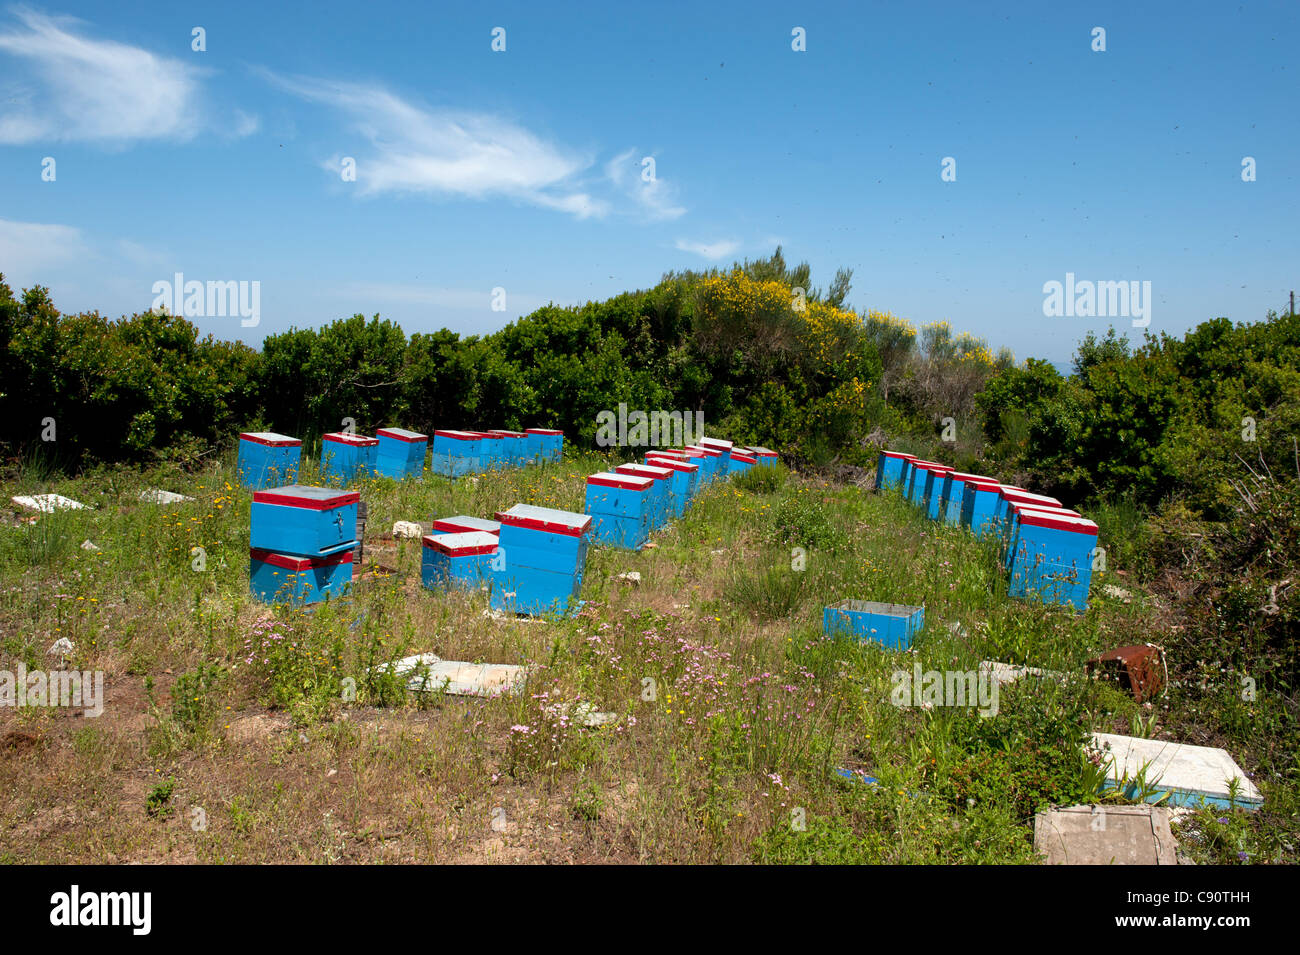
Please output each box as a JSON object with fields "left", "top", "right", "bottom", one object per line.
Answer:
{"left": 11, "top": 494, "right": 88, "bottom": 512}
{"left": 138, "top": 488, "right": 194, "bottom": 504}
{"left": 383, "top": 652, "right": 528, "bottom": 698}
{"left": 1091, "top": 732, "right": 1263, "bottom": 810}
{"left": 1034, "top": 804, "right": 1181, "bottom": 865}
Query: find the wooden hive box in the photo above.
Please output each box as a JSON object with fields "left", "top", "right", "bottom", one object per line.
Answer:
{"left": 237, "top": 432, "right": 302, "bottom": 489}
{"left": 250, "top": 485, "right": 359, "bottom": 557}
{"left": 875, "top": 450, "right": 914, "bottom": 492}
{"left": 319, "top": 431, "right": 377, "bottom": 485}
{"left": 491, "top": 504, "right": 592, "bottom": 616}
{"left": 614, "top": 462, "right": 673, "bottom": 530}
{"left": 1092, "top": 732, "right": 1263, "bottom": 811}
{"left": 644, "top": 453, "right": 700, "bottom": 516}
{"left": 583, "top": 472, "right": 654, "bottom": 550}
{"left": 960, "top": 478, "right": 1003, "bottom": 536}
{"left": 526, "top": 427, "right": 564, "bottom": 463}
{"left": 375, "top": 428, "right": 428, "bottom": 480}
{"left": 430, "top": 430, "right": 483, "bottom": 478}
{"left": 249, "top": 546, "right": 353, "bottom": 605}
{"left": 488, "top": 429, "right": 529, "bottom": 468}
{"left": 421, "top": 531, "right": 500, "bottom": 590}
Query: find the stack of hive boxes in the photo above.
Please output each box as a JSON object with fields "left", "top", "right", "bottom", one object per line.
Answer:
{"left": 248, "top": 485, "right": 358, "bottom": 604}
{"left": 491, "top": 504, "right": 591, "bottom": 616}
{"left": 237, "top": 432, "right": 302, "bottom": 489}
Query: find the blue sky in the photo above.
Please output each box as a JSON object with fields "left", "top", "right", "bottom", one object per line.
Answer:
{"left": 1, "top": 0, "right": 1296, "bottom": 365}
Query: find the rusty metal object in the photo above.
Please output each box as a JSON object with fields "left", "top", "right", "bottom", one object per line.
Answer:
{"left": 1085, "top": 644, "right": 1166, "bottom": 702}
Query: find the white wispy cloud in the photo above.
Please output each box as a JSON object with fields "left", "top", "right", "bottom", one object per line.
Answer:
{"left": 261, "top": 70, "right": 606, "bottom": 218}
{"left": 605, "top": 148, "right": 686, "bottom": 221}
{"left": 0, "top": 217, "right": 86, "bottom": 277}
{"left": 675, "top": 238, "right": 741, "bottom": 260}
{"left": 0, "top": 8, "right": 211, "bottom": 144}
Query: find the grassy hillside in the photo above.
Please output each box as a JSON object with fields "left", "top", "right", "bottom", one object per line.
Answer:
{"left": 1, "top": 451, "right": 1286, "bottom": 863}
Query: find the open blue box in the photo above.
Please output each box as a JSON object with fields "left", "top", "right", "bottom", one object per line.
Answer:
{"left": 823, "top": 599, "right": 924, "bottom": 650}
{"left": 249, "top": 545, "right": 353, "bottom": 604}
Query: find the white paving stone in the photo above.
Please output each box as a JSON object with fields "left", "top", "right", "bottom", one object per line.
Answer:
{"left": 11, "top": 494, "right": 88, "bottom": 513}
{"left": 382, "top": 652, "right": 529, "bottom": 698}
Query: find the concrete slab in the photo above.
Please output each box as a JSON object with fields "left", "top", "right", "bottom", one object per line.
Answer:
{"left": 1034, "top": 804, "right": 1181, "bottom": 865}
{"left": 11, "top": 494, "right": 88, "bottom": 512}
{"left": 1091, "top": 732, "right": 1263, "bottom": 810}
{"left": 383, "top": 652, "right": 528, "bottom": 698}
{"left": 138, "top": 488, "right": 194, "bottom": 504}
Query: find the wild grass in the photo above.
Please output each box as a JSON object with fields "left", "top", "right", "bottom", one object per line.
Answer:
{"left": 0, "top": 447, "right": 1290, "bottom": 863}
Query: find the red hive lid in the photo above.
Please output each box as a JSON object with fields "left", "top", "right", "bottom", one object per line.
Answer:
{"left": 587, "top": 471, "right": 654, "bottom": 490}
{"left": 615, "top": 463, "right": 672, "bottom": 481}
{"left": 1017, "top": 507, "right": 1098, "bottom": 535}
{"left": 434, "top": 429, "right": 483, "bottom": 441}
{"left": 645, "top": 455, "right": 698, "bottom": 473}
{"left": 421, "top": 531, "right": 500, "bottom": 557}
{"left": 253, "top": 485, "right": 360, "bottom": 510}
{"left": 731, "top": 452, "right": 757, "bottom": 464}
{"left": 495, "top": 504, "right": 591, "bottom": 536}
{"left": 525, "top": 427, "right": 564, "bottom": 436}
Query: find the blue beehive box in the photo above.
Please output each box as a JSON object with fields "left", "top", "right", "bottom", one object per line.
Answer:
{"left": 907, "top": 462, "right": 940, "bottom": 507}
{"left": 941, "top": 472, "right": 986, "bottom": 527}
{"left": 319, "top": 431, "right": 377, "bottom": 485}
{"left": 432, "top": 515, "right": 500, "bottom": 536}
{"left": 672, "top": 449, "right": 709, "bottom": 497}
{"left": 923, "top": 466, "right": 953, "bottom": 521}
{"left": 748, "top": 447, "right": 779, "bottom": 467}
{"left": 875, "top": 450, "right": 914, "bottom": 492}
{"left": 375, "top": 428, "right": 428, "bottom": 480}
{"left": 584, "top": 471, "right": 654, "bottom": 550}
{"left": 249, "top": 546, "right": 354, "bottom": 604}
{"left": 615, "top": 462, "right": 674, "bottom": 529}
{"left": 473, "top": 431, "right": 504, "bottom": 471}
{"left": 823, "top": 600, "right": 925, "bottom": 651}
{"left": 526, "top": 427, "right": 564, "bottom": 464}
{"left": 237, "top": 432, "right": 302, "bottom": 489}
{"left": 1003, "top": 502, "right": 1079, "bottom": 570}
{"left": 961, "top": 478, "right": 1004, "bottom": 536}
{"left": 645, "top": 454, "right": 699, "bottom": 517}
{"left": 431, "top": 430, "right": 483, "bottom": 478}
{"left": 491, "top": 504, "right": 591, "bottom": 616}
{"left": 421, "top": 531, "right": 500, "bottom": 590}
{"left": 1007, "top": 510, "right": 1097, "bottom": 611}
{"left": 250, "top": 485, "right": 359, "bottom": 557}
{"left": 489, "top": 430, "right": 529, "bottom": 468}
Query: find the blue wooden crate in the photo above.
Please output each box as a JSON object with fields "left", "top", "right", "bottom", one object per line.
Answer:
{"left": 375, "top": 428, "right": 428, "bottom": 479}
{"left": 237, "top": 432, "right": 302, "bottom": 489}
{"left": 699, "top": 438, "right": 736, "bottom": 478}
{"left": 584, "top": 472, "right": 654, "bottom": 550}
{"left": 250, "top": 485, "right": 359, "bottom": 556}
{"left": 526, "top": 427, "right": 564, "bottom": 463}
{"left": 875, "top": 450, "right": 913, "bottom": 492}
{"left": 431, "top": 430, "right": 483, "bottom": 478}
{"left": 320, "top": 432, "right": 377, "bottom": 484}
{"left": 249, "top": 546, "right": 353, "bottom": 604}
{"left": 615, "top": 462, "right": 673, "bottom": 529}
{"left": 645, "top": 454, "right": 699, "bottom": 517}
{"left": 923, "top": 466, "right": 953, "bottom": 520}
{"left": 421, "top": 531, "right": 499, "bottom": 590}
{"left": 489, "top": 430, "right": 529, "bottom": 468}
{"left": 941, "top": 473, "right": 985, "bottom": 527}
{"left": 748, "top": 447, "right": 779, "bottom": 467}
{"left": 492, "top": 504, "right": 591, "bottom": 616}
{"left": 906, "top": 461, "right": 935, "bottom": 506}
{"left": 432, "top": 515, "right": 500, "bottom": 536}
{"left": 823, "top": 599, "right": 925, "bottom": 650}
{"left": 960, "top": 478, "right": 1003, "bottom": 537}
